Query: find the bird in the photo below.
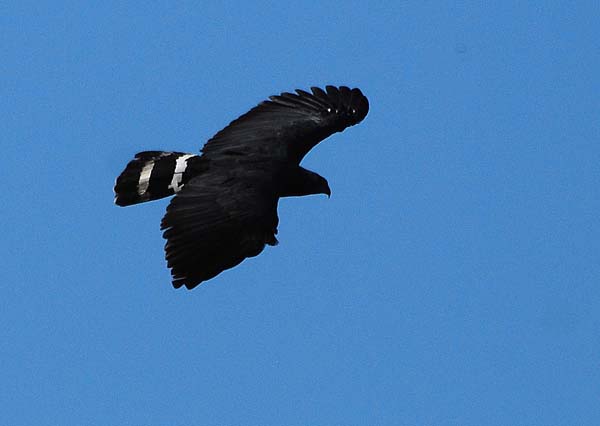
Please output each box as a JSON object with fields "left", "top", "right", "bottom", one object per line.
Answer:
{"left": 114, "top": 85, "right": 369, "bottom": 289}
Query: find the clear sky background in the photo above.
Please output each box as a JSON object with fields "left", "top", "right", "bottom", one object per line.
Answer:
{"left": 2, "top": 1, "right": 599, "bottom": 425}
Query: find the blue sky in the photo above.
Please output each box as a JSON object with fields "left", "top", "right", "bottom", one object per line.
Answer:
{"left": 2, "top": 1, "right": 599, "bottom": 425}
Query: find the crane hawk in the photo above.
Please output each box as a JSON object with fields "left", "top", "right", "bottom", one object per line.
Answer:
{"left": 114, "top": 85, "right": 369, "bottom": 289}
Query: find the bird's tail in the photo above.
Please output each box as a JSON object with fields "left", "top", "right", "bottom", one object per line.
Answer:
{"left": 114, "top": 151, "right": 203, "bottom": 206}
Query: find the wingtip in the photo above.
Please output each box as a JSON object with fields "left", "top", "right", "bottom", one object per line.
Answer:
{"left": 353, "top": 88, "right": 369, "bottom": 123}
{"left": 171, "top": 277, "right": 196, "bottom": 290}
{"left": 309, "top": 85, "right": 369, "bottom": 123}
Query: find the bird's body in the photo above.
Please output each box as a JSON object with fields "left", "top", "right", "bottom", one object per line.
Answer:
{"left": 114, "top": 85, "right": 369, "bottom": 289}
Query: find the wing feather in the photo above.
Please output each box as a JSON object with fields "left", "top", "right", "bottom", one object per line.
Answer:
{"left": 160, "top": 168, "right": 279, "bottom": 289}
{"left": 201, "top": 86, "right": 369, "bottom": 163}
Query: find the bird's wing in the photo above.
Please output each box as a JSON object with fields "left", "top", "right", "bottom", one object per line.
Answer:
{"left": 201, "top": 86, "right": 369, "bottom": 164}
{"left": 160, "top": 168, "right": 279, "bottom": 289}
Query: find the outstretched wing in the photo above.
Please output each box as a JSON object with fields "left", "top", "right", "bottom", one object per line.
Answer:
{"left": 160, "top": 168, "right": 279, "bottom": 289}
{"left": 201, "top": 86, "right": 369, "bottom": 164}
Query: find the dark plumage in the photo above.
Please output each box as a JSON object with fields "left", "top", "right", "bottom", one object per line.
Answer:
{"left": 114, "top": 85, "right": 369, "bottom": 289}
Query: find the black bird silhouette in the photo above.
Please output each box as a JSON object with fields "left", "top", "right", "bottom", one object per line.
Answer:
{"left": 114, "top": 85, "right": 369, "bottom": 289}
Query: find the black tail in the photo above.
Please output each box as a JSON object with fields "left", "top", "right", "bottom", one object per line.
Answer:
{"left": 114, "top": 151, "right": 204, "bottom": 206}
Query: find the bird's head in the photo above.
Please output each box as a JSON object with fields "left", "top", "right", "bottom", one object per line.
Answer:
{"left": 311, "top": 173, "right": 331, "bottom": 198}
{"left": 280, "top": 167, "right": 331, "bottom": 198}
{"left": 297, "top": 169, "right": 331, "bottom": 198}
{"left": 319, "top": 176, "right": 332, "bottom": 198}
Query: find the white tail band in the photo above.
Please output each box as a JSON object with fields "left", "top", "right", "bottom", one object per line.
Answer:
{"left": 137, "top": 162, "right": 155, "bottom": 195}
{"left": 168, "top": 154, "right": 195, "bottom": 192}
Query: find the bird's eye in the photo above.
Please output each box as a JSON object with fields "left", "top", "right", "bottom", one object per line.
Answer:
{"left": 351, "top": 108, "right": 356, "bottom": 115}
{"left": 326, "top": 107, "right": 332, "bottom": 113}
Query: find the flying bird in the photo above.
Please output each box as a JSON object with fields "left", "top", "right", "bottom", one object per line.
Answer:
{"left": 114, "top": 85, "right": 369, "bottom": 289}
